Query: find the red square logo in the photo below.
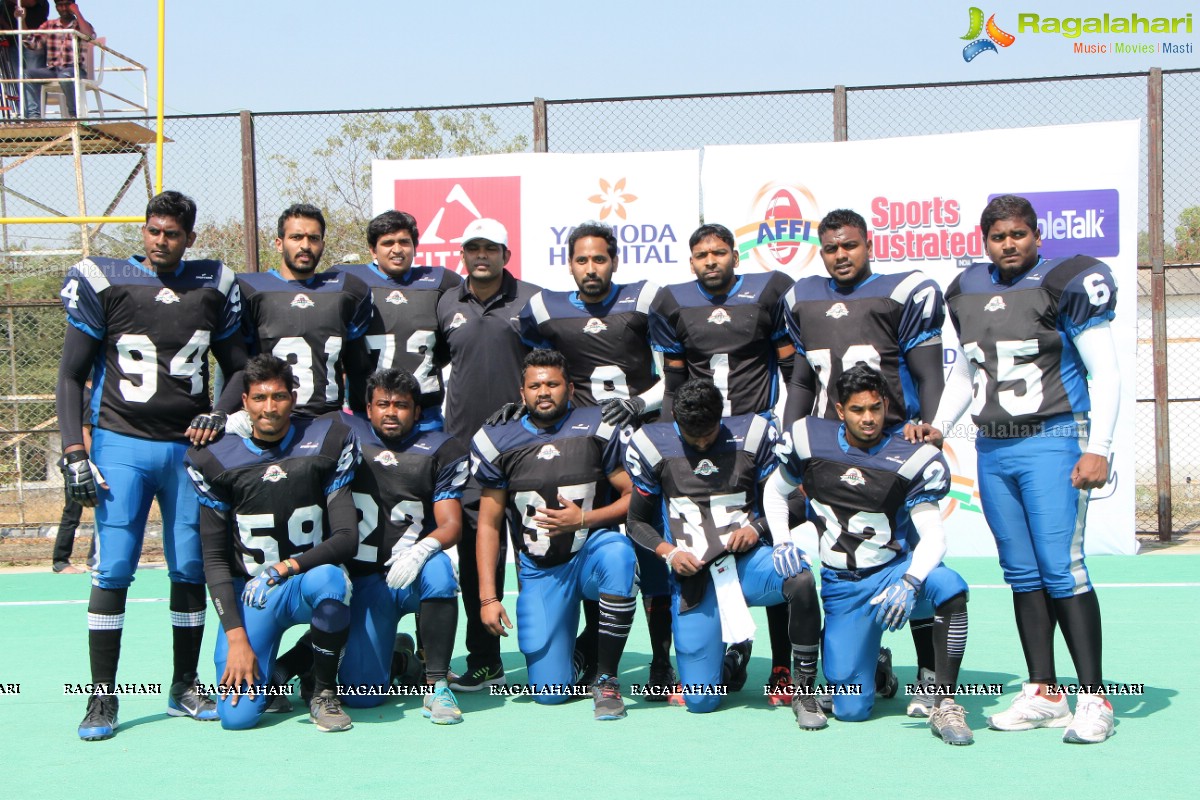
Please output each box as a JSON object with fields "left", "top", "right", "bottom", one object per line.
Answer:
{"left": 390, "top": 177, "right": 522, "bottom": 278}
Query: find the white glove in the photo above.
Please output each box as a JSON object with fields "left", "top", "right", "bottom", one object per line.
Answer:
{"left": 225, "top": 409, "right": 253, "bottom": 439}
{"left": 385, "top": 538, "right": 440, "bottom": 590}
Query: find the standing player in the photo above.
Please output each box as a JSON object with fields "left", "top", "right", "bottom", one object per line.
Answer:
{"left": 437, "top": 218, "right": 540, "bottom": 691}
{"left": 338, "top": 368, "right": 469, "bottom": 724}
{"left": 339, "top": 210, "right": 461, "bottom": 430}
{"left": 945, "top": 194, "right": 1121, "bottom": 744}
{"left": 473, "top": 350, "right": 638, "bottom": 720}
{"left": 648, "top": 223, "right": 797, "bottom": 703}
{"left": 624, "top": 379, "right": 823, "bottom": 725}
{"left": 767, "top": 365, "right": 973, "bottom": 744}
{"left": 780, "top": 208, "right": 954, "bottom": 715}
{"left": 517, "top": 220, "right": 675, "bottom": 696}
{"left": 57, "top": 190, "right": 246, "bottom": 741}
{"left": 185, "top": 355, "right": 359, "bottom": 733}
{"left": 238, "top": 203, "right": 373, "bottom": 418}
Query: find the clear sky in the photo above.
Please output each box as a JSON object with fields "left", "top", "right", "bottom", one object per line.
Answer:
{"left": 76, "top": 0, "right": 1200, "bottom": 116}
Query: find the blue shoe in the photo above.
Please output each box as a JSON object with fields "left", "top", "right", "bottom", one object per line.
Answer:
{"left": 423, "top": 680, "right": 463, "bottom": 725}
{"left": 166, "top": 672, "right": 219, "bottom": 721}
{"left": 78, "top": 694, "right": 118, "bottom": 741}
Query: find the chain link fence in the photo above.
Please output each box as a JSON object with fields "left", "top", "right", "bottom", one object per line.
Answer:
{"left": 2, "top": 69, "right": 1196, "bottom": 538}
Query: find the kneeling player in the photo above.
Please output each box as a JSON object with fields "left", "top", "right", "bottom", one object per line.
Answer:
{"left": 186, "top": 355, "right": 359, "bottom": 732}
{"left": 474, "top": 350, "right": 638, "bottom": 720}
{"left": 625, "top": 379, "right": 824, "bottom": 726}
{"left": 339, "top": 369, "right": 469, "bottom": 724}
{"left": 767, "top": 365, "right": 973, "bottom": 744}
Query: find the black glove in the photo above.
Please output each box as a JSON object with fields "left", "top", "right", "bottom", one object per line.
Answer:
{"left": 188, "top": 410, "right": 228, "bottom": 433}
{"left": 59, "top": 450, "right": 105, "bottom": 507}
{"left": 485, "top": 402, "right": 525, "bottom": 426}
{"left": 600, "top": 396, "right": 646, "bottom": 427}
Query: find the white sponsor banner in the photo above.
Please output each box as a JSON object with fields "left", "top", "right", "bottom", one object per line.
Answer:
{"left": 702, "top": 121, "right": 1140, "bottom": 555}
{"left": 372, "top": 150, "right": 700, "bottom": 291}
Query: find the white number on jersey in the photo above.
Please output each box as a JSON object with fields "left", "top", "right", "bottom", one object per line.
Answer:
{"left": 513, "top": 482, "right": 597, "bottom": 557}
{"left": 1082, "top": 273, "right": 1112, "bottom": 307}
{"left": 709, "top": 354, "right": 732, "bottom": 415}
{"left": 807, "top": 344, "right": 882, "bottom": 418}
{"left": 272, "top": 335, "right": 343, "bottom": 405}
{"left": 61, "top": 278, "right": 80, "bottom": 309}
{"left": 236, "top": 505, "right": 323, "bottom": 575}
{"left": 590, "top": 364, "right": 631, "bottom": 402}
{"left": 116, "top": 330, "right": 210, "bottom": 403}
{"left": 667, "top": 492, "right": 750, "bottom": 558}
{"left": 351, "top": 492, "right": 426, "bottom": 564}
{"left": 809, "top": 499, "right": 892, "bottom": 570}
{"left": 963, "top": 339, "right": 1043, "bottom": 417}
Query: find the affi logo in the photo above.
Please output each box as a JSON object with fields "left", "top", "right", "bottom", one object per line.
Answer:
{"left": 154, "top": 288, "right": 181, "bottom": 304}
{"left": 583, "top": 318, "right": 608, "bottom": 334}
{"left": 693, "top": 459, "right": 719, "bottom": 476}
{"left": 984, "top": 296, "right": 1006, "bottom": 312}
{"left": 291, "top": 294, "right": 315, "bottom": 309}
{"left": 742, "top": 182, "right": 822, "bottom": 275}
{"left": 961, "top": 7, "right": 1016, "bottom": 61}
{"left": 826, "top": 302, "right": 849, "bottom": 319}
{"left": 536, "top": 444, "right": 561, "bottom": 461}
{"left": 373, "top": 451, "right": 399, "bottom": 467}
{"left": 385, "top": 290, "right": 408, "bottom": 305}
{"left": 839, "top": 468, "right": 866, "bottom": 487}
{"left": 261, "top": 465, "right": 287, "bottom": 483}
{"left": 707, "top": 308, "right": 732, "bottom": 325}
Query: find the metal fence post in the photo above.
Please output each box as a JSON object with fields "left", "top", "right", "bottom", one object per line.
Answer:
{"left": 1148, "top": 68, "right": 1171, "bottom": 541}
{"left": 240, "top": 110, "right": 259, "bottom": 272}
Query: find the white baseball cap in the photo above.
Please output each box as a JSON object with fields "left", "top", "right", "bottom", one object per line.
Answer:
{"left": 461, "top": 218, "right": 509, "bottom": 248}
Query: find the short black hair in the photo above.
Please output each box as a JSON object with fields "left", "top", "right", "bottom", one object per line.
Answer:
{"left": 817, "top": 208, "right": 869, "bottom": 241}
{"left": 522, "top": 349, "right": 571, "bottom": 380}
{"left": 277, "top": 203, "right": 326, "bottom": 238}
{"left": 243, "top": 354, "right": 295, "bottom": 394}
{"left": 367, "top": 210, "right": 420, "bottom": 249}
{"left": 688, "top": 223, "right": 735, "bottom": 251}
{"left": 145, "top": 190, "right": 197, "bottom": 233}
{"left": 568, "top": 221, "right": 618, "bottom": 261}
{"left": 673, "top": 379, "right": 723, "bottom": 436}
{"left": 980, "top": 194, "right": 1038, "bottom": 237}
{"left": 836, "top": 364, "right": 886, "bottom": 406}
{"left": 365, "top": 368, "right": 421, "bottom": 407}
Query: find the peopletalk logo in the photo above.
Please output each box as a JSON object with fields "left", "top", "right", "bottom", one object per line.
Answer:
{"left": 961, "top": 7, "right": 1016, "bottom": 61}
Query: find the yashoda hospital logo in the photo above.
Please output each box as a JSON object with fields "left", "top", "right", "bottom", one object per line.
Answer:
{"left": 961, "top": 7, "right": 1016, "bottom": 61}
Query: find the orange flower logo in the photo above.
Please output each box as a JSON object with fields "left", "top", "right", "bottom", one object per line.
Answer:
{"left": 588, "top": 178, "right": 638, "bottom": 220}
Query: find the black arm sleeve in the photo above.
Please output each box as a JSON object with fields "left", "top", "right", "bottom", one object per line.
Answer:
{"left": 626, "top": 488, "right": 668, "bottom": 553}
{"left": 341, "top": 337, "right": 372, "bottom": 414}
{"left": 783, "top": 356, "right": 817, "bottom": 428}
{"left": 659, "top": 361, "right": 688, "bottom": 423}
{"left": 210, "top": 333, "right": 249, "bottom": 414}
{"left": 906, "top": 341, "right": 945, "bottom": 423}
{"left": 777, "top": 352, "right": 796, "bottom": 386}
{"left": 199, "top": 504, "right": 245, "bottom": 632}
{"left": 57, "top": 326, "right": 102, "bottom": 449}
{"left": 293, "top": 485, "right": 358, "bottom": 572}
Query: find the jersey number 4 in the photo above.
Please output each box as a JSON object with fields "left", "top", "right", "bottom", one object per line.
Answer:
{"left": 116, "top": 331, "right": 210, "bottom": 403}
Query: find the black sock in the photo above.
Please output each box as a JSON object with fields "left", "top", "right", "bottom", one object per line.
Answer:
{"left": 1013, "top": 589, "right": 1058, "bottom": 684}
{"left": 910, "top": 617, "right": 936, "bottom": 673}
{"left": 273, "top": 633, "right": 313, "bottom": 684}
{"left": 88, "top": 586, "right": 128, "bottom": 691}
{"left": 595, "top": 594, "right": 636, "bottom": 678}
{"left": 766, "top": 603, "right": 791, "bottom": 670}
{"left": 169, "top": 581, "right": 207, "bottom": 685}
{"left": 643, "top": 595, "right": 673, "bottom": 671}
{"left": 783, "top": 571, "right": 821, "bottom": 650}
{"left": 575, "top": 599, "right": 600, "bottom": 670}
{"left": 418, "top": 599, "right": 457, "bottom": 684}
{"left": 933, "top": 593, "right": 968, "bottom": 703}
{"left": 1053, "top": 590, "right": 1103, "bottom": 691}
{"left": 308, "top": 600, "right": 350, "bottom": 695}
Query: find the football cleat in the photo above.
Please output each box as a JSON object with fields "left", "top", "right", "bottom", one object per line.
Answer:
{"left": 422, "top": 680, "right": 463, "bottom": 725}
{"left": 166, "top": 672, "right": 219, "bottom": 721}
{"left": 263, "top": 691, "right": 293, "bottom": 714}
{"left": 644, "top": 663, "right": 679, "bottom": 703}
{"left": 391, "top": 633, "right": 425, "bottom": 687}
{"left": 592, "top": 675, "right": 627, "bottom": 721}
{"left": 1062, "top": 693, "right": 1115, "bottom": 744}
{"left": 572, "top": 647, "right": 597, "bottom": 688}
{"left": 907, "top": 667, "right": 937, "bottom": 718}
{"left": 309, "top": 688, "right": 353, "bottom": 732}
{"left": 448, "top": 663, "right": 506, "bottom": 692}
{"left": 875, "top": 647, "right": 898, "bottom": 699}
{"left": 78, "top": 694, "right": 119, "bottom": 741}
{"left": 766, "top": 666, "right": 794, "bottom": 707}
{"left": 792, "top": 690, "right": 829, "bottom": 731}
{"left": 929, "top": 699, "right": 974, "bottom": 745}
{"left": 722, "top": 642, "right": 751, "bottom": 692}
{"left": 987, "top": 683, "right": 1072, "bottom": 731}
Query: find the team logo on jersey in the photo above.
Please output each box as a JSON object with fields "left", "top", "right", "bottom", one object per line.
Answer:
{"left": 298, "top": 441, "right": 319, "bottom": 449}
{"left": 886, "top": 455, "right": 907, "bottom": 465}
{"left": 385, "top": 290, "right": 408, "bottom": 305}
{"left": 839, "top": 468, "right": 866, "bottom": 487}
{"left": 707, "top": 308, "right": 732, "bottom": 325}
{"left": 261, "top": 465, "right": 288, "bottom": 483}
{"left": 736, "top": 291, "right": 756, "bottom": 300}
{"left": 826, "top": 302, "right": 849, "bottom": 319}
{"left": 693, "top": 459, "right": 719, "bottom": 476}
{"left": 374, "top": 451, "right": 399, "bottom": 467}
{"left": 154, "top": 288, "right": 181, "bottom": 305}
{"left": 448, "top": 312, "right": 467, "bottom": 330}
{"left": 291, "top": 293, "right": 315, "bottom": 309}
{"left": 582, "top": 318, "right": 608, "bottom": 334}
{"left": 536, "top": 444, "right": 561, "bottom": 461}
{"left": 984, "top": 296, "right": 1006, "bottom": 312}
{"left": 618, "top": 296, "right": 636, "bottom": 304}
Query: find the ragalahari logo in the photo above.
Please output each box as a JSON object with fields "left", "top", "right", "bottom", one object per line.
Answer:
{"left": 739, "top": 182, "right": 822, "bottom": 277}
{"left": 961, "top": 7, "right": 1016, "bottom": 61}
{"left": 588, "top": 178, "right": 638, "bottom": 221}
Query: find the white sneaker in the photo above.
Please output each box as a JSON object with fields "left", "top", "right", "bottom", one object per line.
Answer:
{"left": 907, "top": 667, "right": 937, "bottom": 718}
{"left": 987, "top": 683, "right": 1072, "bottom": 731}
{"left": 1063, "top": 693, "right": 1115, "bottom": 744}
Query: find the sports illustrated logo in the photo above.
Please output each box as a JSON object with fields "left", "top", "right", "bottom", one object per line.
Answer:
{"left": 741, "top": 182, "right": 822, "bottom": 275}
{"left": 388, "top": 176, "right": 522, "bottom": 278}
{"left": 839, "top": 468, "right": 866, "bottom": 487}
{"left": 588, "top": 177, "right": 638, "bottom": 221}
{"left": 961, "top": 7, "right": 1016, "bottom": 62}
{"left": 826, "top": 302, "right": 849, "bottom": 319}
{"left": 536, "top": 444, "right": 561, "bottom": 461}
{"left": 385, "top": 290, "right": 408, "bottom": 305}
{"left": 291, "top": 294, "right": 315, "bottom": 309}
{"left": 448, "top": 312, "right": 467, "bottom": 330}
{"left": 707, "top": 308, "right": 732, "bottom": 325}
{"left": 373, "top": 451, "right": 399, "bottom": 467}
{"left": 984, "top": 296, "right": 1006, "bottom": 312}
{"left": 988, "top": 190, "right": 1120, "bottom": 258}
{"left": 261, "top": 465, "right": 287, "bottom": 483}
{"left": 693, "top": 459, "right": 719, "bottom": 476}
{"left": 582, "top": 318, "right": 608, "bottom": 334}
{"left": 154, "top": 288, "right": 181, "bottom": 304}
